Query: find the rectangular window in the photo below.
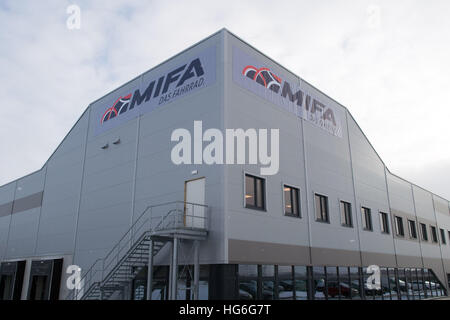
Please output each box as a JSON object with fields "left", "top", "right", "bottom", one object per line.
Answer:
{"left": 408, "top": 219, "right": 417, "bottom": 239}
{"left": 284, "top": 185, "right": 300, "bottom": 217}
{"left": 421, "top": 223, "right": 428, "bottom": 241}
{"left": 361, "top": 207, "right": 372, "bottom": 231}
{"left": 245, "top": 174, "right": 265, "bottom": 211}
{"left": 440, "top": 229, "right": 446, "bottom": 245}
{"left": 431, "top": 226, "right": 438, "bottom": 243}
{"left": 314, "top": 194, "right": 329, "bottom": 222}
{"left": 394, "top": 216, "right": 405, "bottom": 237}
{"left": 380, "top": 212, "right": 390, "bottom": 234}
{"left": 340, "top": 201, "right": 352, "bottom": 227}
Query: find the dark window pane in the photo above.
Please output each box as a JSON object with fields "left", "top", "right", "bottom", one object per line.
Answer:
{"left": 431, "top": 226, "right": 438, "bottom": 243}
{"left": 397, "top": 269, "right": 409, "bottom": 300}
{"left": 395, "top": 216, "right": 404, "bottom": 237}
{"left": 278, "top": 266, "right": 292, "bottom": 278}
{"left": 239, "top": 280, "right": 257, "bottom": 300}
{"left": 245, "top": 175, "right": 255, "bottom": 207}
{"left": 341, "top": 201, "right": 352, "bottom": 227}
{"left": 440, "top": 228, "right": 446, "bottom": 244}
{"left": 284, "top": 186, "right": 300, "bottom": 217}
{"left": 239, "top": 265, "right": 258, "bottom": 301}
{"left": 277, "top": 266, "right": 294, "bottom": 300}
{"left": 239, "top": 265, "right": 258, "bottom": 277}
{"left": 361, "top": 207, "right": 372, "bottom": 230}
{"left": 380, "top": 212, "right": 389, "bottom": 233}
{"left": 315, "top": 195, "right": 321, "bottom": 220}
{"left": 292, "top": 189, "right": 299, "bottom": 216}
{"left": 261, "top": 265, "right": 274, "bottom": 277}
{"left": 245, "top": 175, "right": 265, "bottom": 210}
{"left": 326, "top": 267, "right": 338, "bottom": 300}
{"left": 262, "top": 280, "right": 276, "bottom": 300}
{"left": 421, "top": 223, "right": 428, "bottom": 241}
{"left": 338, "top": 267, "right": 352, "bottom": 300}
{"left": 261, "top": 265, "right": 276, "bottom": 300}
{"left": 321, "top": 197, "right": 328, "bottom": 221}
{"left": 284, "top": 187, "right": 292, "bottom": 215}
{"left": 293, "top": 266, "right": 308, "bottom": 300}
{"left": 315, "top": 194, "right": 328, "bottom": 222}
{"left": 408, "top": 220, "right": 417, "bottom": 239}
{"left": 408, "top": 268, "right": 421, "bottom": 300}
{"left": 380, "top": 268, "right": 391, "bottom": 300}
{"left": 349, "top": 267, "right": 362, "bottom": 300}
{"left": 256, "top": 178, "right": 264, "bottom": 209}
{"left": 313, "top": 267, "right": 326, "bottom": 300}
{"left": 388, "top": 268, "right": 398, "bottom": 300}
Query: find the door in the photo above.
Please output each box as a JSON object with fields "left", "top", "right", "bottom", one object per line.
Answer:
{"left": 0, "top": 275, "right": 13, "bottom": 300}
{"left": 27, "top": 259, "right": 63, "bottom": 300}
{"left": 29, "top": 275, "right": 48, "bottom": 300}
{"left": 0, "top": 261, "right": 26, "bottom": 300}
{"left": 184, "top": 177, "right": 206, "bottom": 229}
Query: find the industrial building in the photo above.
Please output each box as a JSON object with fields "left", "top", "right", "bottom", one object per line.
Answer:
{"left": 0, "top": 29, "right": 449, "bottom": 300}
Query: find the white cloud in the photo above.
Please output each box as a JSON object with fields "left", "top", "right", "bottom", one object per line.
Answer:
{"left": 0, "top": 0, "right": 449, "bottom": 199}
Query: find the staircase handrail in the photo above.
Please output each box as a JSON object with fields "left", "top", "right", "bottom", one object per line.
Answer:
{"left": 65, "top": 200, "right": 208, "bottom": 300}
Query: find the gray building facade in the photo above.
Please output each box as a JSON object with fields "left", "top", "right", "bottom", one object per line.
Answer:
{"left": 0, "top": 29, "right": 449, "bottom": 300}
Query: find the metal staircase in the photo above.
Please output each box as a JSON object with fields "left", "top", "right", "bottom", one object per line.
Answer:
{"left": 66, "top": 201, "right": 208, "bottom": 300}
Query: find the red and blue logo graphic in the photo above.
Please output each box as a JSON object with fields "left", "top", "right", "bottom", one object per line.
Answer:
{"left": 100, "top": 94, "right": 132, "bottom": 124}
{"left": 242, "top": 65, "right": 282, "bottom": 93}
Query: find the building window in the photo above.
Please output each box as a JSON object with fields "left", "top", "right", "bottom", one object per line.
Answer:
{"left": 284, "top": 185, "right": 300, "bottom": 217}
{"left": 394, "top": 216, "right": 405, "bottom": 237}
{"left": 440, "top": 229, "right": 446, "bottom": 245}
{"left": 314, "top": 194, "right": 329, "bottom": 222}
{"left": 420, "top": 223, "right": 428, "bottom": 241}
{"left": 245, "top": 174, "right": 265, "bottom": 211}
{"left": 379, "top": 212, "right": 390, "bottom": 234}
{"left": 431, "top": 226, "right": 438, "bottom": 243}
{"left": 408, "top": 220, "right": 417, "bottom": 239}
{"left": 293, "top": 266, "right": 308, "bottom": 300}
{"left": 340, "top": 201, "right": 352, "bottom": 227}
{"left": 361, "top": 207, "right": 372, "bottom": 231}
{"left": 238, "top": 265, "right": 258, "bottom": 300}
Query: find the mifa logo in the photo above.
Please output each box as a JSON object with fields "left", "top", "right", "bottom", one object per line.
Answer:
{"left": 241, "top": 63, "right": 338, "bottom": 129}
{"left": 101, "top": 94, "right": 132, "bottom": 124}
{"left": 100, "top": 57, "right": 206, "bottom": 125}
{"left": 242, "top": 66, "right": 282, "bottom": 92}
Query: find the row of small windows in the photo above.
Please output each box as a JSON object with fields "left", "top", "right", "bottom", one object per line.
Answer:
{"left": 244, "top": 174, "right": 450, "bottom": 245}
{"left": 245, "top": 174, "right": 302, "bottom": 216}
{"left": 238, "top": 264, "right": 446, "bottom": 300}
{"left": 394, "top": 216, "right": 447, "bottom": 244}
{"left": 236, "top": 264, "right": 446, "bottom": 300}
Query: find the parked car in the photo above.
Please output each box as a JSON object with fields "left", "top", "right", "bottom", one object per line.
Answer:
{"left": 239, "top": 281, "right": 257, "bottom": 299}
{"left": 239, "top": 289, "right": 253, "bottom": 300}
{"left": 239, "top": 280, "right": 276, "bottom": 300}
{"left": 278, "top": 280, "right": 308, "bottom": 300}
{"left": 327, "top": 281, "right": 359, "bottom": 298}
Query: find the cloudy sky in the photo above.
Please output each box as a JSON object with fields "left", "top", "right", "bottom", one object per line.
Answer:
{"left": 0, "top": 0, "right": 449, "bottom": 199}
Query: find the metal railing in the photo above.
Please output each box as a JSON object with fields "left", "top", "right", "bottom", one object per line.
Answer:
{"left": 66, "top": 200, "right": 208, "bottom": 300}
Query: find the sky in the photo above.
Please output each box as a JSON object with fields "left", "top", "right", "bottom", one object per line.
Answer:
{"left": 0, "top": 0, "right": 449, "bottom": 200}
